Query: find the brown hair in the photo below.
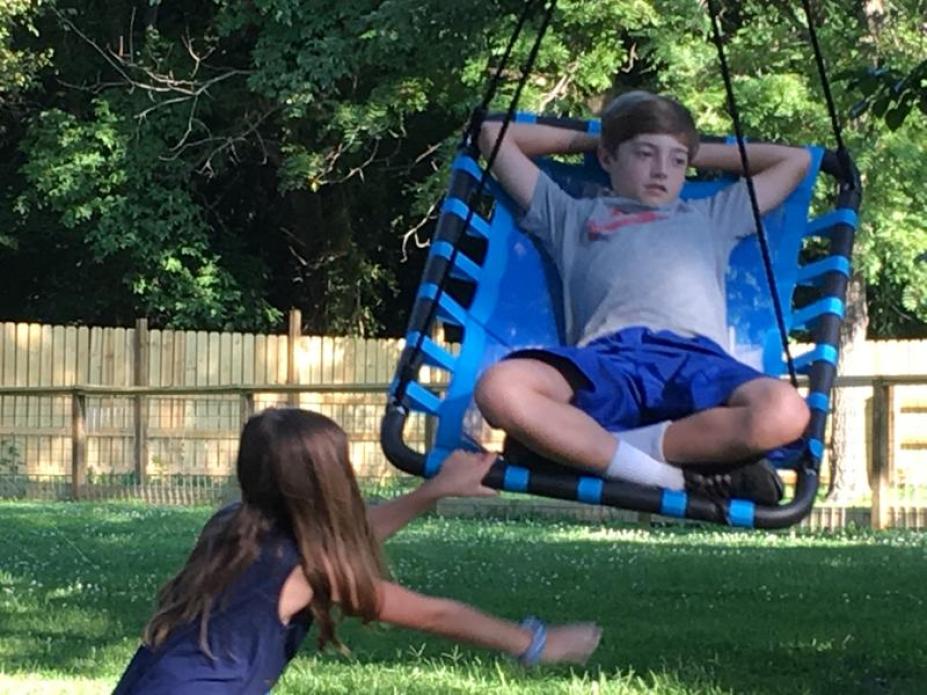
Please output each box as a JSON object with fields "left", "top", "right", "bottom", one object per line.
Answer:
{"left": 600, "top": 90, "right": 699, "bottom": 160}
{"left": 143, "top": 408, "right": 385, "bottom": 654}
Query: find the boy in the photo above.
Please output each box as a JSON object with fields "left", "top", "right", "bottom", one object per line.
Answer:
{"left": 474, "top": 91, "right": 812, "bottom": 505}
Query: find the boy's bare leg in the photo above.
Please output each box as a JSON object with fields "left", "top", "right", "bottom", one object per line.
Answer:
{"left": 661, "top": 377, "right": 810, "bottom": 466}
{"left": 475, "top": 358, "right": 615, "bottom": 473}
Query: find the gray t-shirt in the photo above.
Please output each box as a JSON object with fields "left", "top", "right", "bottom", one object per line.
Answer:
{"left": 520, "top": 172, "right": 754, "bottom": 348}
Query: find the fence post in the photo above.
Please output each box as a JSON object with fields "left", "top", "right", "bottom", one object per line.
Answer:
{"left": 424, "top": 414, "right": 436, "bottom": 451}
{"left": 870, "top": 378, "right": 894, "bottom": 530}
{"left": 287, "top": 309, "right": 301, "bottom": 407}
{"left": 134, "top": 318, "right": 150, "bottom": 485}
{"left": 71, "top": 392, "right": 86, "bottom": 500}
{"left": 240, "top": 392, "right": 255, "bottom": 431}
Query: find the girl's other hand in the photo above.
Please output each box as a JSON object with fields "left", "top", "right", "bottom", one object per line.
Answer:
{"left": 425, "top": 450, "right": 498, "bottom": 499}
{"left": 540, "top": 623, "right": 602, "bottom": 665}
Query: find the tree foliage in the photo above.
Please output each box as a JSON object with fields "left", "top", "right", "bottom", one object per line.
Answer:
{"left": 0, "top": 0, "right": 923, "bottom": 337}
{"left": 842, "top": 0, "right": 926, "bottom": 131}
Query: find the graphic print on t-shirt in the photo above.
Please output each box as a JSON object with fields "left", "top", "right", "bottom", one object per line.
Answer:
{"left": 586, "top": 209, "right": 668, "bottom": 240}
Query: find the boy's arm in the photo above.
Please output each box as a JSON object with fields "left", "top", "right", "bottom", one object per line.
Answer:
{"left": 478, "top": 121, "right": 597, "bottom": 209}
{"left": 691, "top": 141, "right": 811, "bottom": 214}
{"left": 365, "top": 451, "right": 496, "bottom": 543}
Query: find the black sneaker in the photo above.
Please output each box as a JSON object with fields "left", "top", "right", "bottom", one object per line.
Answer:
{"left": 683, "top": 459, "right": 784, "bottom": 506}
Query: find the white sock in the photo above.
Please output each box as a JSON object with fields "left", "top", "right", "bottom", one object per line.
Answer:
{"left": 614, "top": 421, "right": 671, "bottom": 462}
{"left": 605, "top": 438, "right": 684, "bottom": 490}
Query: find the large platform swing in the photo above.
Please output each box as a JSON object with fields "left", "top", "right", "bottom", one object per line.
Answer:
{"left": 381, "top": 0, "right": 861, "bottom": 529}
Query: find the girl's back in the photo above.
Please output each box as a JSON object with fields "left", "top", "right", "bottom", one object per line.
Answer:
{"left": 113, "top": 504, "right": 311, "bottom": 695}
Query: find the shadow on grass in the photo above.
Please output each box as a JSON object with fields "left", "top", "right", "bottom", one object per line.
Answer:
{"left": 0, "top": 503, "right": 924, "bottom": 694}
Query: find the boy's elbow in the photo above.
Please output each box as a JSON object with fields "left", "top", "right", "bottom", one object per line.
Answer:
{"left": 478, "top": 122, "right": 503, "bottom": 158}
{"left": 795, "top": 147, "right": 811, "bottom": 175}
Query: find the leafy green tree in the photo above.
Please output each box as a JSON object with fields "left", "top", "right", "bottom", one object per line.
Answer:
{"left": 0, "top": 0, "right": 923, "bottom": 343}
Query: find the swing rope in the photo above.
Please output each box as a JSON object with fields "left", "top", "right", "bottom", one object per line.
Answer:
{"left": 706, "top": 0, "right": 800, "bottom": 389}
{"left": 799, "top": 0, "right": 848, "bottom": 155}
{"left": 393, "top": 0, "right": 557, "bottom": 407}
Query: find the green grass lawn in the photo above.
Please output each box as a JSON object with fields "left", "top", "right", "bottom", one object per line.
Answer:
{"left": 1, "top": 502, "right": 925, "bottom": 694}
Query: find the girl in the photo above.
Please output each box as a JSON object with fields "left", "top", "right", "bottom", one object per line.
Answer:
{"left": 114, "top": 408, "right": 601, "bottom": 693}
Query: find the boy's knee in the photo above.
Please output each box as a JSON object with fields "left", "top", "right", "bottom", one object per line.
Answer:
{"left": 474, "top": 363, "right": 516, "bottom": 425}
{"left": 475, "top": 361, "right": 548, "bottom": 431}
{"left": 774, "top": 387, "right": 811, "bottom": 435}
{"left": 744, "top": 387, "right": 810, "bottom": 450}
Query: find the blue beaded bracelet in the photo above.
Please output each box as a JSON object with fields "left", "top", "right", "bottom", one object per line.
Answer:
{"left": 517, "top": 616, "right": 547, "bottom": 666}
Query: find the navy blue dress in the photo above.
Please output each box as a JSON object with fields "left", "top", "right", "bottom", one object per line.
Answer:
{"left": 113, "top": 506, "right": 312, "bottom": 694}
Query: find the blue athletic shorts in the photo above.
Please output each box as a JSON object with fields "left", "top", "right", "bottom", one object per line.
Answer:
{"left": 507, "top": 326, "right": 765, "bottom": 432}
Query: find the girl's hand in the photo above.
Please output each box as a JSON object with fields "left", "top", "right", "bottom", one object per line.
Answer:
{"left": 424, "top": 450, "right": 498, "bottom": 499}
{"left": 540, "top": 623, "right": 602, "bottom": 665}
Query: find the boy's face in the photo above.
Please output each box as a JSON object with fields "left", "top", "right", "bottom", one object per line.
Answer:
{"left": 598, "top": 133, "right": 689, "bottom": 207}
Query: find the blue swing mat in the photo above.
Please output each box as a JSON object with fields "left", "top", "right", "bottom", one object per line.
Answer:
{"left": 382, "top": 113, "right": 861, "bottom": 529}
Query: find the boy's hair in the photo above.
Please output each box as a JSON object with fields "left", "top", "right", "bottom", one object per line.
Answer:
{"left": 144, "top": 408, "right": 385, "bottom": 655}
{"left": 600, "top": 90, "right": 699, "bottom": 160}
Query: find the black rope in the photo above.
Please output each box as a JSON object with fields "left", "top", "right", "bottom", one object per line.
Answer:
{"left": 799, "top": 0, "right": 855, "bottom": 183}
{"left": 461, "top": 0, "right": 542, "bottom": 150}
{"left": 799, "top": 0, "right": 846, "bottom": 153}
{"left": 706, "top": 0, "right": 799, "bottom": 389}
{"left": 393, "top": 0, "right": 558, "bottom": 406}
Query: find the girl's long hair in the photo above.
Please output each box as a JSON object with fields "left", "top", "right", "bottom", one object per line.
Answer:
{"left": 143, "top": 408, "right": 385, "bottom": 653}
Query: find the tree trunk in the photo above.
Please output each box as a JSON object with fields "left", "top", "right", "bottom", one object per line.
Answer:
{"left": 825, "top": 0, "right": 886, "bottom": 504}
{"left": 827, "top": 272, "right": 870, "bottom": 502}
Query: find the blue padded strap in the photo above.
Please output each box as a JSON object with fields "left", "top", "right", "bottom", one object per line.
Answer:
{"left": 514, "top": 112, "right": 538, "bottom": 124}
{"left": 442, "top": 198, "right": 492, "bottom": 238}
{"left": 503, "top": 465, "right": 530, "bottom": 493}
{"left": 806, "top": 391, "right": 830, "bottom": 412}
{"left": 424, "top": 447, "right": 452, "bottom": 478}
{"left": 727, "top": 500, "right": 756, "bottom": 528}
{"left": 805, "top": 209, "right": 859, "bottom": 237}
{"left": 405, "top": 331, "right": 457, "bottom": 372}
{"left": 451, "top": 154, "right": 484, "bottom": 181}
{"left": 793, "top": 344, "right": 839, "bottom": 373}
{"left": 404, "top": 381, "right": 441, "bottom": 416}
{"left": 808, "top": 438, "right": 825, "bottom": 460}
{"left": 418, "top": 284, "right": 467, "bottom": 326}
{"left": 660, "top": 489, "right": 687, "bottom": 518}
{"left": 430, "top": 241, "right": 482, "bottom": 282}
{"left": 576, "top": 477, "right": 604, "bottom": 505}
{"left": 791, "top": 297, "right": 845, "bottom": 329}
{"left": 796, "top": 256, "right": 851, "bottom": 284}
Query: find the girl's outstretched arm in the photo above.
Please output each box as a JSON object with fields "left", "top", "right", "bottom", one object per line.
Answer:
{"left": 366, "top": 451, "right": 497, "bottom": 543}
{"left": 377, "top": 580, "right": 601, "bottom": 666}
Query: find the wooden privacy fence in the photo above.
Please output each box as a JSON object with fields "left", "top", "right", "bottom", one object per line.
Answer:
{"left": 0, "top": 375, "right": 925, "bottom": 530}
{"left": 0, "top": 313, "right": 439, "bottom": 480}
{"left": 0, "top": 382, "right": 430, "bottom": 506}
{"left": 0, "top": 314, "right": 926, "bottom": 528}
